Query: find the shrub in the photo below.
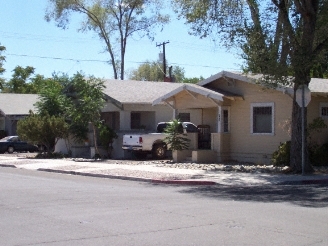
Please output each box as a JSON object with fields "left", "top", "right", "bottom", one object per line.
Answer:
{"left": 272, "top": 141, "right": 290, "bottom": 166}
{"left": 97, "top": 124, "right": 118, "bottom": 158}
{"left": 309, "top": 143, "right": 328, "bottom": 166}
{"left": 163, "top": 119, "right": 190, "bottom": 151}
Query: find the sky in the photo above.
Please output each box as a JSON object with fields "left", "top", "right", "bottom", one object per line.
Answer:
{"left": 0, "top": 0, "right": 242, "bottom": 81}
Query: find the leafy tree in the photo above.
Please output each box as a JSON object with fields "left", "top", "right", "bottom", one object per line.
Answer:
{"left": 0, "top": 44, "right": 5, "bottom": 89}
{"left": 3, "top": 66, "right": 35, "bottom": 93}
{"left": 182, "top": 76, "right": 204, "bottom": 84}
{"left": 163, "top": 119, "right": 190, "bottom": 151}
{"left": 64, "top": 73, "right": 105, "bottom": 143}
{"left": 45, "top": 0, "right": 169, "bottom": 80}
{"left": 36, "top": 72, "right": 108, "bottom": 157}
{"left": 2, "top": 66, "right": 53, "bottom": 94}
{"left": 128, "top": 61, "right": 185, "bottom": 82}
{"left": 36, "top": 73, "right": 70, "bottom": 117}
{"left": 173, "top": 0, "right": 328, "bottom": 173}
{"left": 17, "top": 112, "right": 69, "bottom": 154}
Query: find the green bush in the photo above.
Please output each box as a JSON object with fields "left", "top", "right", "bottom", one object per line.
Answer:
{"left": 163, "top": 119, "right": 190, "bottom": 151}
{"left": 272, "top": 141, "right": 290, "bottom": 166}
{"left": 309, "top": 143, "right": 328, "bottom": 166}
{"left": 97, "top": 124, "right": 118, "bottom": 158}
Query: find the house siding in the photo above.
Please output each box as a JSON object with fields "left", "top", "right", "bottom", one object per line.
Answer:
{"left": 211, "top": 78, "right": 293, "bottom": 164}
{"left": 307, "top": 96, "right": 328, "bottom": 146}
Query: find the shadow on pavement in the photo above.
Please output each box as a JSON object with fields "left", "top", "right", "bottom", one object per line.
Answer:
{"left": 178, "top": 184, "right": 328, "bottom": 208}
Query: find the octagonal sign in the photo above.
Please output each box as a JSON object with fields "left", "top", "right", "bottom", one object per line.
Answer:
{"left": 296, "top": 85, "right": 311, "bottom": 107}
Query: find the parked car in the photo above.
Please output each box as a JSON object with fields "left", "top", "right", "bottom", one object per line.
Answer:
{"left": 0, "top": 136, "right": 39, "bottom": 154}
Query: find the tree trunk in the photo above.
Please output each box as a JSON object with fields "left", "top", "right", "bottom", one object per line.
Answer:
{"left": 92, "top": 123, "right": 101, "bottom": 159}
{"left": 289, "top": 83, "right": 314, "bottom": 173}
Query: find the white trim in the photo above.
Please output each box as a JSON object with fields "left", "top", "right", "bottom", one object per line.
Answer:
{"left": 152, "top": 84, "right": 224, "bottom": 106}
{"left": 320, "top": 102, "right": 328, "bottom": 119}
{"left": 250, "top": 102, "right": 275, "bottom": 135}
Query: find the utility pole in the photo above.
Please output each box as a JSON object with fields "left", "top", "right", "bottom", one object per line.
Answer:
{"left": 156, "top": 41, "right": 170, "bottom": 81}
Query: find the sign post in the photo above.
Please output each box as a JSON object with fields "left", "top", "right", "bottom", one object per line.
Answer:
{"left": 296, "top": 85, "right": 311, "bottom": 175}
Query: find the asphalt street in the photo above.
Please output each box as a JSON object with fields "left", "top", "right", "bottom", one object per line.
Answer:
{"left": 1, "top": 167, "right": 328, "bottom": 246}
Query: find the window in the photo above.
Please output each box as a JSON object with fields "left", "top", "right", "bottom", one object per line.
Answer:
{"left": 320, "top": 103, "right": 328, "bottom": 118}
{"left": 251, "top": 103, "right": 274, "bottom": 134}
{"left": 131, "top": 112, "right": 141, "bottom": 129}
{"left": 177, "top": 113, "right": 190, "bottom": 122}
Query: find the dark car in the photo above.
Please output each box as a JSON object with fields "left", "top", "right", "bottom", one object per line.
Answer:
{"left": 0, "top": 136, "right": 39, "bottom": 154}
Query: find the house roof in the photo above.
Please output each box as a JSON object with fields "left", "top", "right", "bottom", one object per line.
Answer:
{"left": 102, "top": 80, "right": 229, "bottom": 108}
{"left": 309, "top": 78, "right": 328, "bottom": 95}
{"left": 198, "top": 70, "right": 328, "bottom": 96}
{"left": 0, "top": 93, "right": 39, "bottom": 116}
{"left": 103, "top": 79, "right": 183, "bottom": 104}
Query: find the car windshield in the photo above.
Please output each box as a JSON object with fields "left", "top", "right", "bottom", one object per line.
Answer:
{"left": 0, "top": 136, "right": 11, "bottom": 142}
{"left": 0, "top": 136, "right": 19, "bottom": 142}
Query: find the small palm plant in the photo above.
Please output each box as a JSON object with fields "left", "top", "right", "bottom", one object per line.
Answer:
{"left": 163, "top": 119, "right": 190, "bottom": 151}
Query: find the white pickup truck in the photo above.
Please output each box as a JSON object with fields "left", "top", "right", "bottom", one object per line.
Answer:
{"left": 122, "top": 122, "right": 199, "bottom": 159}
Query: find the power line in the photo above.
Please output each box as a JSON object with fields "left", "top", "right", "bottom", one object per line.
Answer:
{"left": 6, "top": 53, "right": 109, "bottom": 63}
{"left": 5, "top": 52, "right": 236, "bottom": 70}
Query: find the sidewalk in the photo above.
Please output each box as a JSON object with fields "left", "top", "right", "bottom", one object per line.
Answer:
{"left": 1, "top": 155, "right": 328, "bottom": 186}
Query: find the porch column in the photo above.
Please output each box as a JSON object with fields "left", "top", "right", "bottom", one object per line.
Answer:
{"left": 173, "top": 109, "right": 177, "bottom": 119}
{"left": 119, "top": 111, "right": 131, "bottom": 130}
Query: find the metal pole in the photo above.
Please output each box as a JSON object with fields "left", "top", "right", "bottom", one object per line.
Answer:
{"left": 302, "top": 85, "right": 305, "bottom": 175}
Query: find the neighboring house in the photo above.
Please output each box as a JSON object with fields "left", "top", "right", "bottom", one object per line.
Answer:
{"left": 100, "top": 80, "right": 225, "bottom": 159}
{"left": 56, "top": 79, "right": 226, "bottom": 158}
{"left": 0, "top": 93, "right": 39, "bottom": 136}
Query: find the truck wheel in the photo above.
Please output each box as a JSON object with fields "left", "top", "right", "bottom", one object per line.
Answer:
{"left": 7, "top": 146, "right": 14, "bottom": 154}
{"left": 152, "top": 144, "right": 167, "bottom": 159}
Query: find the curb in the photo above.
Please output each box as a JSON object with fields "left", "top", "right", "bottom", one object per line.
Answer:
{"left": 0, "top": 164, "right": 17, "bottom": 168}
{"left": 37, "top": 168, "right": 152, "bottom": 183}
{"left": 151, "top": 179, "right": 216, "bottom": 185}
{"left": 279, "top": 179, "right": 328, "bottom": 185}
{"left": 37, "top": 168, "right": 217, "bottom": 186}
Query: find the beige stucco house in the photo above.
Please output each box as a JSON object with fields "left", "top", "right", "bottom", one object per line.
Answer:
{"left": 57, "top": 71, "right": 328, "bottom": 163}
{"left": 193, "top": 71, "right": 328, "bottom": 164}
{"left": 2, "top": 71, "right": 327, "bottom": 164}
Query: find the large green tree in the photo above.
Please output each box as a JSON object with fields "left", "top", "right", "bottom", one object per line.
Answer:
{"left": 65, "top": 73, "right": 106, "bottom": 156}
{"left": 173, "top": 0, "right": 328, "bottom": 173}
{"left": 36, "top": 72, "right": 106, "bottom": 157}
{"left": 0, "top": 44, "right": 5, "bottom": 89}
{"left": 45, "top": 0, "right": 169, "bottom": 80}
{"left": 128, "top": 61, "right": 185, "bottom": 82}
{"left": 3, "top": 66, "right": 53, "bottom": 94}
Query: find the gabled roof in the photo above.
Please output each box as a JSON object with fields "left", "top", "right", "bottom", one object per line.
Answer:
{"left": 0, "top": 93, "right": 39, "bottom": 116}
{"left": 103, "top": 79, "right": 183, "bottom": 104}
{"left": 198, "top": 70, "right": 328, "bottom": 96}
{"left": 152, "top": 83, "right": 224, "bottom": 106}
{"left": 102, "top": 80, "right": 228, "bottom": 108}
{"left": 198, "top": 70, "right": 263, "bottom": 86}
